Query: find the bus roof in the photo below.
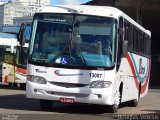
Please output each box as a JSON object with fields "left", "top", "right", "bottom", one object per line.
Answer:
{"left": 0, "top": 38, "right": 17, "bottom": 47}
{"left": 0, "top": 32, "right": 17, "bottom": 53}
{"left": 37, "top": 5, "right": 151, "bottom": 36}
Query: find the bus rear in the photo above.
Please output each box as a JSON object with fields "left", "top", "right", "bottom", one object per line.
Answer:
{"left": 0, "top": 37, "right": 17, "bottom": 85}
{"left": 2, "top": 46, "right": 16, "bottom": 85}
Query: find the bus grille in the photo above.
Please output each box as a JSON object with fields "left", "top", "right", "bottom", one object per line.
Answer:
{"left": 45, "top": 91, "right": 89, "bottom": 97}
{"left": 49, "top": 82, "right": 88, "bottom": 88}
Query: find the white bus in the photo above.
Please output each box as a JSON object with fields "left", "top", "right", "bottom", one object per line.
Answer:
{"left": 21, "top": 5, "right": 151, "bottom": 113}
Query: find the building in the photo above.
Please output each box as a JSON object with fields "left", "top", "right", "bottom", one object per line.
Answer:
{"left": 13, "top": 16, "right": 33, "bottom": 26}
{"left": 0, "top": 2, "right": 25, "bottom": 25}
{"left": 0, "top": 0, "right": 50, "bottom": 26}
{"left": 14, "top": 0, "right": 50, "bottom": 16}
{"left": 0, "top": 0, "right": 7, "bottom": 5}
{"left": 0, "top": 2, "right": 6, "bottom": 5}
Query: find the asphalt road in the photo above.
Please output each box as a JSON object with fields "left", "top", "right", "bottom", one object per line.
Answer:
{"left": 0, "top": 86, "right": 160, "bottom": 120}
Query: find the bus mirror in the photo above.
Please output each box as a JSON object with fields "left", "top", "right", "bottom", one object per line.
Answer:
{"left": 17, "top": 23, "right": 25, "bottom": 45}
{"left": 17, "top": 23, "right": 31, "bottom": 46}
{"left": 25, "top": 24, "right": 31, "bottom": 43}
{"left": 122, "top": 40, "right": 128, "bottom": 57}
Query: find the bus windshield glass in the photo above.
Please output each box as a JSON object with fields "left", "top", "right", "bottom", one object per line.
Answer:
{"left": 29, "top": 14, "right": 116, "bottom": 68}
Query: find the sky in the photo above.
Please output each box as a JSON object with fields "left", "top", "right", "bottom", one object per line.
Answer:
{"left": 1, "top": 0, "right": 91, "bottom": 5}
{"left": 51, "top": 0, "right": 91, "bottom": 5}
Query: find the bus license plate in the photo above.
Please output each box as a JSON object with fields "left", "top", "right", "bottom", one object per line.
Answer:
{"left": 60, "top": 97, "right": 74, "bottom": 103}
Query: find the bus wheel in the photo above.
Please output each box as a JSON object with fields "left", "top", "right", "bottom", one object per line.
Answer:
{"left": 108, "top": 91, "right": 120, "bottom": 113}
{"left": 20, "top": 83, "right": 26, "bottom": 90}
{"left": 129, "top": 99, "right": 139, "bottom": 107}
{"left": 9, "top": 83, "right": 17, "bottom": 87}
{"left": 39, "top": 99, "right": 53, "bottom": 111}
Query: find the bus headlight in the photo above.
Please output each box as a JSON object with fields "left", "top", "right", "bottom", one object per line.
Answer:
{"left": 27, "top": 75, "right": 47, "bottom": 84}
{"left": 89, "top": 81, "right": 112, "bottom": 88}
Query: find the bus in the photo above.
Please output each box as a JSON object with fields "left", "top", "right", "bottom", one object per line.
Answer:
{"left": 0, "top": 37, "right": 17, "bottom": 85}
{"left": 15, "top": 23, "right": 31, "bottom": 89}
{"left": 0, "top": 30, "right": 29, "bottom": 88}
{"left": 20, "top": 5, "right": 151, "bottom": 113}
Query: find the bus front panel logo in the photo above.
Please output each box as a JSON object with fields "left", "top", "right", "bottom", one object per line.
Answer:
{"left": 139, "top": 58, "right": 145, "bottom": 75}
{"left": 54, "top": 70, "right": 83, "bottom": 76}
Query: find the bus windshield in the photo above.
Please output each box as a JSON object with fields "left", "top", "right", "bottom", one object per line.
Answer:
{"left": 29, "top": 14, "right": 116, "bottom": 68}
{"left": 16, "top": 46, "right": 28, "bottom": 68}
{"left": 3, "top": 51, "right": 14, "bottom": 65}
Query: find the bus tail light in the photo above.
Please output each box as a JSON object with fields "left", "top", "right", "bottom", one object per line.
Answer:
{"left": 27, "top": 75, "right": 47, "bottom": 84}
{"left": 89, "top": 81, "right": 112, "bottom": 88}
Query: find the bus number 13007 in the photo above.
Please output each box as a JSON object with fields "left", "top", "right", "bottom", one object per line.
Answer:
{"left": 89, "top": 73, "right": 102, "bottom": 78}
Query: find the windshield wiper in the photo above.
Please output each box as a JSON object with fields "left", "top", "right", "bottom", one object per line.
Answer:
{"left": 75, "top": 42, "right": 87, "bottom": 66}
{"left": 49, "top": 16, "right": 74, "bottom": 67}
{"left": 48, "top": 42, "right": 71, "bottom": 66}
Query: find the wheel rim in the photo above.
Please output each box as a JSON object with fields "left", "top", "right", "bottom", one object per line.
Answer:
{"left": 114, "top": 91, "right": 120, "bottom": 109}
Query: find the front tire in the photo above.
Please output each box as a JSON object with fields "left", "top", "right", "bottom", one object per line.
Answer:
{"left": 108, "top": 104, "right": 118, "bottom": 113}
{"left": 9, "top": 83, "right": 17, "bottom": 88}
{"left": 20, "top": 83, "right": 26, "bottom": 90}
{"left": 129, "top": 99, "right": 139, "bottom": 107}
{"left": 39, "top": 99, "right": 53, "bottom": 111}
{"left": 108, "top": 90, "right": 121, "bottom": 113}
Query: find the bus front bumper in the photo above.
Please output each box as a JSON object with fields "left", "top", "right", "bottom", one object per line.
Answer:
{"left": 26, "top": 81, "right": 114, "bottom": 105}
{"left": 15, "top": 72, "right": 26, "bottom": 83}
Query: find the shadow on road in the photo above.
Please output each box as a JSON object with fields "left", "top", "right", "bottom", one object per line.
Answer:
{"left": 0, "top": 93, "right": 130, "bottom": 118}
{"left": 0, "top": 84, "right": 25, "bottom": 90}
{"left": 0, "top": 94, "right": 40, "bottom": 111}
{"left": 142, "top": 110, "right": 160, "bottom": 114}
{"left": 1, "top": 92, "right": 159, "bottom": 120}
{"left": 0, "top": 94, "right": 121, "bottom": 120}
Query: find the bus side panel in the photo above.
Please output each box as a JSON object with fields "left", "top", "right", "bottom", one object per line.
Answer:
{"left": 117, "top": 52, "right": 150, "bottom": 102}
{"left": 126, "top": 52, "right": 150, "bottom": 98}
{"left": 116, "top": 58, "right": 138, "bottom": 102}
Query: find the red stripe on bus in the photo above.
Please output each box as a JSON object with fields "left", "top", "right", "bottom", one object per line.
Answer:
{"left": 140, "top": 59, "right": 151, "bottom": 94}
{"left": 16, "top": 67, "right": 27, "bottom": 74}
{"left": 126, "top": 53, "right": 140, "bottom": 89}
{"left": 126, "top": 53, "right": 151, "bottom": 94}
{"left": 4, "top": 75, "right": 8, "bottom": 83}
